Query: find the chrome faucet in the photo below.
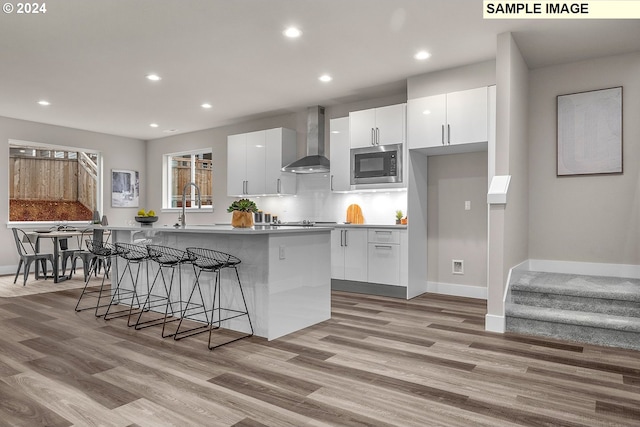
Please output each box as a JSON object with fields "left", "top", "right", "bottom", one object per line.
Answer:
{"left": 179, "top": 182, "right": 202, "bottom": 227}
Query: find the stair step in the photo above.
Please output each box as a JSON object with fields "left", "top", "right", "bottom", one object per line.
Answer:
{"left": 510, "top": 271, "right": 640, "bottom": 302}
{"left": 506, "top": 270, "right": 640, "bottom": 350}
{"left": 506, "top": 304, "right": 640, "bottom": 332}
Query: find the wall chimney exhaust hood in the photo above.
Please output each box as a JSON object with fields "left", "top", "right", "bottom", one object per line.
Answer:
{"left": 282, "top": 106, "right": 330, "bottom": 174}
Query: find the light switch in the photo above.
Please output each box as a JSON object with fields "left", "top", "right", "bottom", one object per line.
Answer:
{"left": 464, "top": 201, "right": 471, "bottom": 210}
{"left": 279, "top": 245, "right": 286, "bottom": 260}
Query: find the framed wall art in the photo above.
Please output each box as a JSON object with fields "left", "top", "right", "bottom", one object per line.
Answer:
{"left": 111, "top": 169, "right": 139, "bottom": 207}
{"left": 557, "top": 86, "right": 622, "bottom": 176}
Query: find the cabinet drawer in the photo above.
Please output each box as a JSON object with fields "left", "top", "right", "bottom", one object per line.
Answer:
{"left": 367, "top": 243, "right": 400, "bottom": 286}
{"left": 368, "top": 229, "right": 400, "bottom": 244}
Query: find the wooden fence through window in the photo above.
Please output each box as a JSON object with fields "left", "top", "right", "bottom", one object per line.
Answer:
{"left": 9, "top": 157, "right": 97, "bottom": 212}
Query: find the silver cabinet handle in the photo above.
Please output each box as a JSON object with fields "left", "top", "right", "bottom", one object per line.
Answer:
{"left": 245, "top": 180, "right": 249, "bottom": 194}
{"left": 330, "top": 175, "right": 334, "bottom": 191}
{"left": 340, "top": 229, "right": 344, "bottom": 246}
{"left": 376, "top": 127, "right": 380, "bottom": 145}
{"left": 344, "top": 229, "right": 348, "bottom": 246}
{"left": 441, "top": 124, "right": 445, "bottom": 145}
{"left": 371, "top": 128, "right": 375, "bottom": 145}
{"left": 447, "top": 124, "right": 451, "bottom": 145}
{"left": 277, "top": 178, "right": 281, "bottom": 194}
{"left": 375, "top": 230, "right": 392, "bottom": 234}
{"left": 375, "top": 245, "right": 393, "bottom": 249}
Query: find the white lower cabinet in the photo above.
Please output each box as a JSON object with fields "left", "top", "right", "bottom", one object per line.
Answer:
{"left": 331, "top": 227, "right": 407, "bottom": 288}
{"left": 367, "top": 229, "right": 401, "bottom": 286}
{"left": 331, "top": 228, "right": 367, "bottom": 281}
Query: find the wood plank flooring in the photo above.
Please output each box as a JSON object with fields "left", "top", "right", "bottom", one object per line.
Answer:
{"left": 1, "top": 283, "right": 639, "bottom": 426}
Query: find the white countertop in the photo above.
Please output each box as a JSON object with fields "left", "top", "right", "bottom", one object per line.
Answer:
{"left": 106, "top": 224, "right": 333, "bottom": 234}
{"left": 331, "top": 223, "right": 407, "bottom": 229}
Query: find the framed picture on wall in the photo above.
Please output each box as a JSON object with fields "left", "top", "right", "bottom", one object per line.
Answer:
{"left": 111, "top": 169, "right": 139, "bottom": 207}
{"left": 557, "top": 86, "right": 622, "bottom": 176}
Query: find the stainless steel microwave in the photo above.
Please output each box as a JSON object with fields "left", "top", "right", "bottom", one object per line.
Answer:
{"left": 350, "top": 143, "right": 403, "bottom": 185}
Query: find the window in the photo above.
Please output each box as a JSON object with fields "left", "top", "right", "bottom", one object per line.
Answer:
{"left": 9, "top": 140, "right": 102, "bottom": 222}
{"left": 163, "top": 149, "right": 213, "bottom": 210}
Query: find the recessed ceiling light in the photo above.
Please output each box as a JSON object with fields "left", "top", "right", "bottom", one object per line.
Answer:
{"left": 38, "top": 100, "right": 50, "bottom": 106}
{"left": 331, "top": 130, "right": 340, "bottom": 134}
{"left": 283, "top": 27, "right": 302, "bottom": 38}
{"left": 146, "top": 74, "right": 161, "bottom": 81}
{"left": 414, "top": 50, "right": 431, "bottom": 60}
{"left": 201, "top": 103, "right": 212, "bottom": 109}
{"left": 150, "top": 123, "right": 159, "bottom": 128}
{"left": 319, "top": 74, "right": 332, "bottom": 82}
{"left": 422, "top": 110, "right": 431, "bottom": 115}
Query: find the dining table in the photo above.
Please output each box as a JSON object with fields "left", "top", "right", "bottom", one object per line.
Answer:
{"left": 30, "top": 226, "right": 110, "bottom": 283}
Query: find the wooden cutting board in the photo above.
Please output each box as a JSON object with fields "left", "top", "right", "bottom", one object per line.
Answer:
{"left": 346, "top": 204, "right": 364, "bottom": 224}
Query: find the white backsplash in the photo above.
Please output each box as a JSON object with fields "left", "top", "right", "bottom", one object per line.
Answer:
{"left": 254, "top": 174, "right": 407, "bottom": 225}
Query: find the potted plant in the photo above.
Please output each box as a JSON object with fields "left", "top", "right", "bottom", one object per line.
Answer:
{"left": 227, "top": 198, "right": 258, "bottom": 228}
{"left": 395, "top": 210, "right": 403, "bottom": 225}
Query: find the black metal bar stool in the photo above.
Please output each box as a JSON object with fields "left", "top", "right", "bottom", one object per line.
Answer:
{"left": 134, "top": 244, "right": 197, "bottom": 338}
{"left": 182, "top": 247, "right": 253, "bottom": 350}
{"left": 102, "top": 242, "right": 150, "bottom": 323}
{"left": 74, "top": 240, "right": 125, "bottom": 317}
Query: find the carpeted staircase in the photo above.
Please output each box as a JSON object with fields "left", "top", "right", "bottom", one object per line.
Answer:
{"left": 506, "top": 270, "right": 640, "bottom": 350}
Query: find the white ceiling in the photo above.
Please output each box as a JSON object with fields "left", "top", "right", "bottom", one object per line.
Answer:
{"left": 1, "top": 0, "right": 638, "bottom": 140}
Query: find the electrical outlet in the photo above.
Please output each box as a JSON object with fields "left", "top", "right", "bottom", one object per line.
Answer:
{"left": 279, "top": 245, "right": 286, "bottom": 260}
{"left": 465, "top": 201, "right": 471, "bottom": 210}
{"left": 452, "top": 259, "right": 464, "bottom": 275}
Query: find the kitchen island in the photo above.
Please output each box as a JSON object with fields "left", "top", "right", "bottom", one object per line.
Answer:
{"left": 106, "top": 224, "right": 332, "bottom": 340}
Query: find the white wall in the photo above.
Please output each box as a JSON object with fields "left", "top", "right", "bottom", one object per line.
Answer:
{"left": 1, "top": 116, "right": 145, "bottom": 273}
{"left": 528, "top": 52, "right": 640, "bottom": 265}
{"left": 487, "top": 33, "right": 529, "bottom": 321}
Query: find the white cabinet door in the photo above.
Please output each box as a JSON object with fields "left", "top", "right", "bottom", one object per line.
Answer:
{"left": 368, "top": 243, "right": 400, "bottom": 286}
{"left": 343, "top": 229, "right": 368, "bottom": 281}
{"left": 331, "top": 229, "right": 346, "bottom": 279}
{"left": 407, "top": 94, "right": 446, "bottom": 149}
{"left": 446, "top": 87, "right": 488, "bottom": 146}
{"left": 349, "top": 108, "right": 376, "bottom": 148}
{"left": 227, "top": 133, "right": 247, "bottom": 196}
{"left": 329, "top": 117, "right": 351, "bottom": 192}
{"left": 244, "top": 131, "right": 266, "bottom": 195}
{"left": 350, "top": 104, "right": 406, "bottom": 148}
{"left": 374, "top": 104, "right": 405, "bottom": 146}
{"left": 265, "top": 128, "right": 297, "bottom": 195}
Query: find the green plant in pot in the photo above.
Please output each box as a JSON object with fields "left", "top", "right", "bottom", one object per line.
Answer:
{"left": 395, "top": 210, "right": 403, "bottom": 225}
{"left": 227, "top": 198, "right": 258, "bottom": 228}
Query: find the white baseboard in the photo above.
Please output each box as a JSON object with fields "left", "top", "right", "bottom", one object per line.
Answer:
{"left": 485, "top": 314, "right": 505, "bottom": 333}
{"left": 426, "top": 281, "right": 487, "bottom": 300}
{"left": 528, "top": 259, "right": 640, "bottom": 279}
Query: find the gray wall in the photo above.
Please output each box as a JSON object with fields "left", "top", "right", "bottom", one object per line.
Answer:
{"left": 145, "top": 93, "right": 408, "bottom": 226}
{"left": 427, "top": 152, "right": 488, "bottom": 286}
{"left": 528, "top": 52, "right": 640, "bottom": 265}
{"left": 1, "top": 116, "right": 145, "bottom": 273}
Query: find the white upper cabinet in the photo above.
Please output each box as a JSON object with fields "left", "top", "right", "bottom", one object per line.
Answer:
{"left": 244, "top": 131, "right": 267, "bottom": 195}
{"left": 329, "top": 117, "right": 350, "bottom": 192}
{"left": 227, "top": 127, "right": 297, "bottom": 196}
{"left": 349, "top": 104, "right": 406, "bottom": 148}
{"left": 408, "top": 87, "right": 488, "bottom": 150}
{"left": 264, "top": 128, "right": 297, "bottom": 195}
{"left": 227, "top": 133, "right": 248, "bottom": 196}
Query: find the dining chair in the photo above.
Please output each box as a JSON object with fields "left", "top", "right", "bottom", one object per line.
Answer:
{"left": 12, "top": 228, "right": 55, "bottom": 286}
{"left": 71, "top": 228, "right": 110, "bottom": 281}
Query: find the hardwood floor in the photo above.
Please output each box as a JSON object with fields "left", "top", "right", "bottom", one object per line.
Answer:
{"left": 1, "top": 285, "right": 639, "bottom": 426}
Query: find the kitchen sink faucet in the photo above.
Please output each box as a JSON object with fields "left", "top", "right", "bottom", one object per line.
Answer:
{"left": 179, "top": 182, "right": 202, "bottom": 227}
